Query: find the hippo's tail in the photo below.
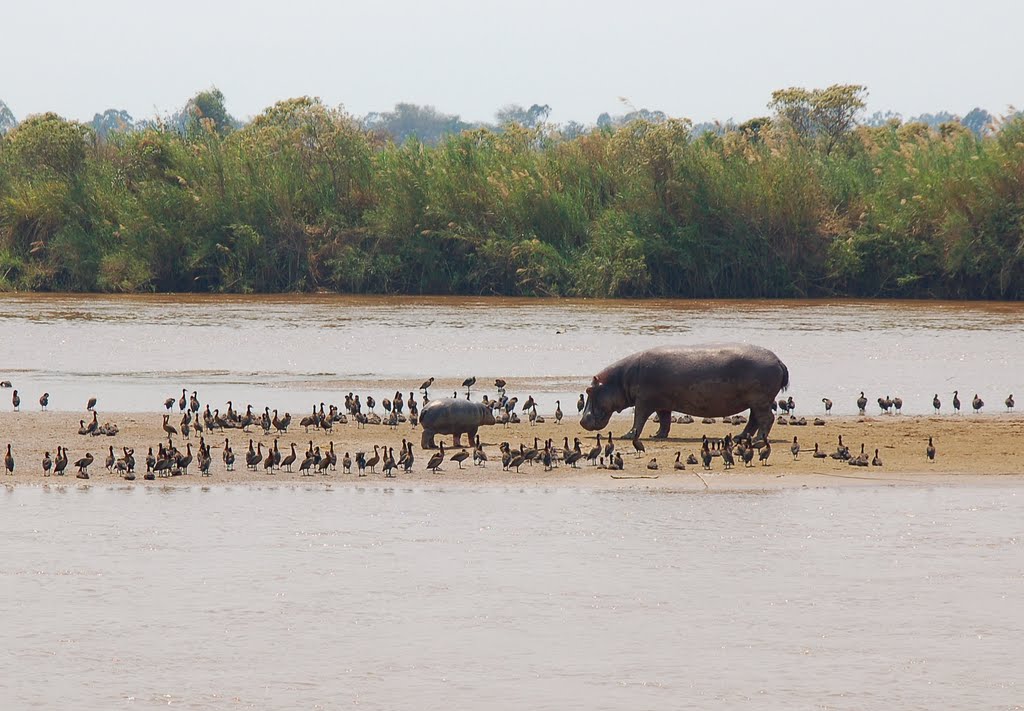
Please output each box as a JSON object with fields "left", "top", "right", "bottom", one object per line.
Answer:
{"left": 779, "top": 361, "right": 790, "bottom": 392}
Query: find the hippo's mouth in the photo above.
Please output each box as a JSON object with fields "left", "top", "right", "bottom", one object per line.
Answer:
{"left": 580, "top": 407, "right": 611, "bottom": 431}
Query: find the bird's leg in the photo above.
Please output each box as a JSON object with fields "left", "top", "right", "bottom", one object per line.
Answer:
{"left": 653, "top": 410, "right": 672, "bottom": 439}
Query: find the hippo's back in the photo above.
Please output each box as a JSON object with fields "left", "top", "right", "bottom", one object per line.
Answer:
{"left": 421, "top": 398, "right": 486, "bottom": 429}
{"left": 640, "top": 343, "right": 788, "bottom": 388}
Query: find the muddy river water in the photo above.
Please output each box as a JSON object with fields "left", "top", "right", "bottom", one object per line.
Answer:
{"left": 0, "top": 294, "right": 1020, "bottom": 416}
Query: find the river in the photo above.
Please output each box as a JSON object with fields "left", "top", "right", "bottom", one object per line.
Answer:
{"left": 1, "top": 483, "right": 1021, "bottom": 710}
{"left": 0, "top": 294, "right": 1020, "bottom": 416}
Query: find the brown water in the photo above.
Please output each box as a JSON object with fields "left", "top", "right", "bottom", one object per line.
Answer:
{"left": 0, "top": 294, "right": 1020, "bottom": 416}
{"left": 2, "top": 484, "right": 1021, "bottom": 710}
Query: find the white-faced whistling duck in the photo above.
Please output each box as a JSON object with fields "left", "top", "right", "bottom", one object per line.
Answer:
{"left": 674, "top": 451, "right": 684, "bottom": 470}
{"left": 872, "top": 449, "right": 882, "bottom": 466}
{"left": 926, "top": 437, "right": 936, "bottom": 461}
{"left": 759, "top": 442, "right": 772, "bottom": 465}
{"left": 790, "top": 436, "right": 800, "bottom": 459}
{"left": 586, "top": 434, "right": 602, "bottom": 465}
{"left": 365, "top": 445, "right": 381, "bottom": 473}
{"left": 856, "top": 392, "right": 867, "bottom": 414}
{"left": 646, "top": 457, "right": 658, "bottom": 470}
{"left": 632, "top": 437, "right": 645, "bottom": 458}
{"left": 701, "top": 441, "right": 713, "bottom": 470}
{"left": 450, "top": 449, "right": 469, "bottom": 469}
{"left": 426, "top": 443, "right": 445, "bottom": 473}
{"left": 74, "top": 452, "right": 94, "bottom": 475}
{"left": 54, "top": 448, "right": 68, "bottom": 475}
{"left": 4, "top": 444, "right": 13, "bottom": 474}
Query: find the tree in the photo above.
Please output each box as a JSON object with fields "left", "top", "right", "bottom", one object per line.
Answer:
{"left": 91, "top": 109, "right": 135, "bottom": 139}
{"left": 0, "top": 100, "right": 16, "bottom": 134}
{"left": 769, "top": 84, "right": 867, "bottom": 154}
{"left": 172, "top": 88, "right": 236, "bottom": 136}
{"left": 908, "top": 111, "right": 958, "bottom": 128}
{"left": 737, "top": 116, "right": 772, "bottom": 143}
{"left": 863, "top": 110, "right": 902, "bottom": 127}
{"left": 4, "top": 112, "right": 91, "bottom": 179}
{"left": 961, "top": 107, "right": 993, "bottom": 136}
{"left": 362, "top": 103, "right": 472, "bottom": 145}
{"left": 495, "top": 103, "right": 551, "bottom": 128}
{"left": 559, "top": 120, "right": 587, "bottom": 140}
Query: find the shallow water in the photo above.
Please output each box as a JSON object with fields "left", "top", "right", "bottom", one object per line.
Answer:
{"left": 0, "top": 294, "right": 1021, "bottom": 415}
{"left": 1, "top": 484, "right": 1021, "bottom": 710}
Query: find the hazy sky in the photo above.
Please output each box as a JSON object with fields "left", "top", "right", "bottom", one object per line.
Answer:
{"left": 2, "top": 0, "right": 1022, "bottom": 125}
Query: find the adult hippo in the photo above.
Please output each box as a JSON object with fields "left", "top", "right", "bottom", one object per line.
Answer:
{"left": 420, "top": 398, "right": 496, "bottom": 449}
{"left": 580, "top": 344, "right": 789, "bottom": 443}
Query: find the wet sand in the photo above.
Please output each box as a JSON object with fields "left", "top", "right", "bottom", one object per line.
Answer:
{"left": 2, "top": 410, "right": 1022, "bottom": 489}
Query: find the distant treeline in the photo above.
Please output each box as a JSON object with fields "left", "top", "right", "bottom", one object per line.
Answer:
{"left": 1, "top": 86, "right": 1023, "bottom": 298}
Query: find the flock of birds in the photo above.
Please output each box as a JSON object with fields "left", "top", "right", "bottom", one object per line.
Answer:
{"left": 0, "top": 379, "right": 1017, "bottom": 479}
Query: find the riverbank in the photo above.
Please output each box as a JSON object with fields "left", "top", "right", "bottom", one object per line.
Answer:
{"left": 2, "top": 411, "right": 1022, "bottom": 490}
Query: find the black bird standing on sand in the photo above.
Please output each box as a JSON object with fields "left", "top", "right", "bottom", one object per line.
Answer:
{"left": 426, "top": 443, "right": 445, "bottom": 473}
{"left": 419, "top": 377, "right": 434, "bottom": 395}
{"left": 933, "top": 394, "right": 941, "bottom": 414}
{"left": 856, "top": 392, "right": 867, "bottom": 415}
{"left": 926, "top": 436, "right": 936, "bottom": 461}
{"left": 4, "top": 444, "right": 13, "bottom": 474}
{"left": 1006, "top": 394, "right": 1015, "bottom": 412}
{"left": 821, "top": 398, "right": 832, "bottom": 414}
{"left": 87, "top": 396, "right": 97, "bottom": 412}
{"left": 972, "top": 394, "right": 984, "bottom": 413}
{"left": 39, "top": 392, "right": 49, "bottom": 411}
{"left": 75, "top": 452, "right": 94, "bottom": 476}
{"left": 952, "top": 391, "right": 961, "bottom": 414}
{"left": 577, "top": 394, "right": 585, "bottom": 414}
{"left": 12, "top": 390, "right": 20, "bottom": 411}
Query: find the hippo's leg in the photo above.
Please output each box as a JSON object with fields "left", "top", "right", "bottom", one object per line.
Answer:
{"left": 737, "top": 410, "right": 758, "bottom": 440}
{"left": 751, "top": 403, "right": 775, "bottom": 444}
{"left": 452, "top": 430, "right": 465, "bottom": 447}
{"left": 466, "top": 427, "right": 478, "bottom": 446}
{"left": 623, "top": 403, "right": 655, "bottom": 440}
{"left": 421, "top": 429, "right": 438, "bottom": 450}
{"left": 653, "top": 410, "right": 672, "bottom": 439}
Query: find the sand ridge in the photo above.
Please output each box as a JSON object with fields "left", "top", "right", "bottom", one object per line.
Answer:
{"left": 2, "top": 409, "right": 1023, "bottom": 490}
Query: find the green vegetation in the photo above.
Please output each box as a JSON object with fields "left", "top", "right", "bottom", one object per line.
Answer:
{"left": 1, "top": 87, "right": 1023, "bottom": 298}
